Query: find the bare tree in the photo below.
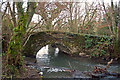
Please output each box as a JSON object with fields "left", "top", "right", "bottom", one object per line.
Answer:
{"left": 35, "top": 2, "right": 67, "bottom": 30}
{"left": 102, "top": 0, "right": 120, "bottom": 56}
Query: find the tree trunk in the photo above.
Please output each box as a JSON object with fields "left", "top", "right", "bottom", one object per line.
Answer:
{"left": 6, "top": 2, "right": 36, "bottom": 75}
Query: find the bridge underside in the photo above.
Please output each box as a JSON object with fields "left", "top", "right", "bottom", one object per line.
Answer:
{"left": 23, "top": 31, "right": 85, "bottom": 57}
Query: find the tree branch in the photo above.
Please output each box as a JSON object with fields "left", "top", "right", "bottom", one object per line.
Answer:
{"left": 2, "top": 2, "right": 8, "bottom": 19}
{"left": 7, "top": 2, "right": 16, "bottom": 27}
{"left": 26, "top": 2, "right": 36, "bottom": 28}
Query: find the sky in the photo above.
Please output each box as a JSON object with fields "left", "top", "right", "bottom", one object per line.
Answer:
{"left": 31, "top": 0, "right": 120, "bottom": 23}
{"left": 1, "top": 0, "right": 119, "bottom": 23}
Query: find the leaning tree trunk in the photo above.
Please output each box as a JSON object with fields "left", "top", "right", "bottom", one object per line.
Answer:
{"left": 6, "top": 2, "right": 36, "bottom": 75}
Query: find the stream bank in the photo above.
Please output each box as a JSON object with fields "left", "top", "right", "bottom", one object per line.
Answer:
{"left": 2, "top": 55, "right": 41, "bottom": 79}
{"left": 24, "top": 51, "right": 120, "bottom": 79}
{"left": 2, "top": 52, "right": 120, "bottom": 79}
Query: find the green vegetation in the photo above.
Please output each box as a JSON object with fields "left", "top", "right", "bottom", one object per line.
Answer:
{"left": 23, "top": 31, "right": 115, "bottom": 59}
{"left": 1, "top": 0, "right": 120, "bottom": 78}
{"left": 84, "top": 35, "right": 113, "bottom": 58}
{"left": 2, "top": 2, "right": 36, "bottom": 77}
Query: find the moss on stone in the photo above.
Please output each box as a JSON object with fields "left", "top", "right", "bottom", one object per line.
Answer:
{"left": 23, "top": 31, "right": 113, "bottom": 58}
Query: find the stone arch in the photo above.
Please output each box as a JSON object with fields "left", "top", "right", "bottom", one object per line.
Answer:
{"left": 23, "top": 31, "right": 85, "bottom": 57}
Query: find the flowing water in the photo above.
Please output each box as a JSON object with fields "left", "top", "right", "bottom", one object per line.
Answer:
{"left": 26, "top": 45, "right": 120, "bottom": 78}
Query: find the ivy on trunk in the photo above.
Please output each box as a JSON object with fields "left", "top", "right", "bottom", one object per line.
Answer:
{"left": 6, "top": 2, "right": 36, "bottom": 76}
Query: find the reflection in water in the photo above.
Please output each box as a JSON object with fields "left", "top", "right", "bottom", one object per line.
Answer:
{"left": 36, "top": 45, "right": 59, "bottom": 65}
{"left": 35, "top": 45, "right": 120, "bottom": 78}
{"left": 54, "top": 48, "right": 59, "bottom": 57}
{"left": 36, "top": 45, "right": 49, "bottom": 59}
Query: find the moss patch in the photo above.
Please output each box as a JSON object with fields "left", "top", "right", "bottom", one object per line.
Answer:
{"left": 23, "top": 31, "right": 114, "bottom": 59}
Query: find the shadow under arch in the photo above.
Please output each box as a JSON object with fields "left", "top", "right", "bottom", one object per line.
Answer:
{"left": 23, "top": 31, "right": 85, "bottom": 58}
{"left": 49, "top": 42, "right": 71, "bottom": 54}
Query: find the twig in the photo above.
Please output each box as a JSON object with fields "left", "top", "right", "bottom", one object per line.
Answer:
{"left": 106, "top": 59, "right": 113, "bottom": 68}
{"left": 22, "top": 34, "right": 31, "bottom": 48}
{"left": 68, "top": 61, "right": 73, "bottom": 69}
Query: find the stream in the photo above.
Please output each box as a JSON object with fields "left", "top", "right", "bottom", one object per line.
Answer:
{"left": 25, "top": 45, "right": 120, "bottom": 78}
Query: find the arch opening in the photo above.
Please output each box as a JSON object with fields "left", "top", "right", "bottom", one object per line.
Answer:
{"left": 36, "top": 44, "right": 60, "bottom": 65}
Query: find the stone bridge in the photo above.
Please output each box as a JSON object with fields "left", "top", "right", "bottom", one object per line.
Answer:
{"left": 23, "top": 31, "right": 85, "bottom": 57}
